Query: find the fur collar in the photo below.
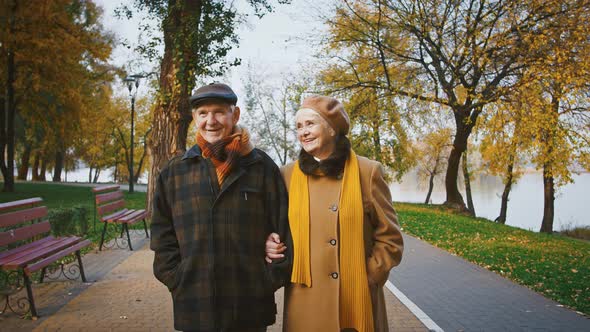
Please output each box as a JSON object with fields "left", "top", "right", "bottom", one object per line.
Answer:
{"left": 298, "top": 136, "right": 351, "bottom": 178}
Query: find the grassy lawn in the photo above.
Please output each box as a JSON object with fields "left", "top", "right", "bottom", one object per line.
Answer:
{"left": 396, "top": 202, "right": 589, "bottom": 316}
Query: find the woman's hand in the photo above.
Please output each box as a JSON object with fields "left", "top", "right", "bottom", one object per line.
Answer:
{"left": 265, "top": 232, "right": 286, "bottom": 263}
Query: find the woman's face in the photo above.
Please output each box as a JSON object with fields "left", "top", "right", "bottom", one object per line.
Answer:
{"left": 295, "top": 109, "right": 336, "bottom": 160}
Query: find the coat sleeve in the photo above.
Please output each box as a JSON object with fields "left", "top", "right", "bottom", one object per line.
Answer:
{"left": 150, "top": 168, "right": 182, "bottom": 291}
{"left": 366, "top": 162, "right": 404, "bottom": 287}
{"left": 266, "top": 162, "right": 293, "bottom": 291}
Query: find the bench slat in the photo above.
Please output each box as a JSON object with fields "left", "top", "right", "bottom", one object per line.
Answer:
{"left": 0, "top": 237, "right": 74, "bottom": 266}
{"left": 1, "top": 237, "right": 83, "bottom": 269}
{"left": 95, "top": 190, "right": 124, "bottom": 205}
{"left": 0, "top": 197, "right": 42, "bottom": 213}
{"left": 0, "top": 206, "right": 48, "bottom": 228}
{"left": 0, "top": 220, "right": 51, "bottom": 247}
{"left": 92, "top": 185, "right": 120, "bottom": 194}
{"left": 97, "top": 199, "right": 126, "bottom": 216}
{"left": 24, "top": 239, "right": 92, "bottom": 275}
{"left": 119, "top": 209, "right": 147, "bottom": 224}
{"left": 100, "top": 208, "right": 130, "bottom": 222}
{"left": 0, "top": 236, "right": 55, "bottom": 261}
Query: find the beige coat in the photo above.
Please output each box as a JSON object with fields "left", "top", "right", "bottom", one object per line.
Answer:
{"left": 281, "top": 155, "right": 404, "bottom": 332}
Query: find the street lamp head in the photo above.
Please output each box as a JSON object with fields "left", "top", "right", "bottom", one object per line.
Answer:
{"left": 124, "top": 77, "right": 135, "bottom": 94}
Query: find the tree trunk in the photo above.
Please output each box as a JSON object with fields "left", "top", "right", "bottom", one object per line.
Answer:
{"left": 113, "top": 158, "right": 118, "bottom": 182}
{"left": 496, "top": 154, "right": 515, "bottom": 224}
{"left": 444, "top": 112, "right": 472, "bottom": 211}
{"left": 539, "top": 93, "right": 561, "bottom": 233}
{"left": 32, "top": 152, "right": 40, "bottom": 180}
{"left": 2, "top": 0, "right": 18, "bottom": 192}
{"left": 0, "top": 95, "right": 6, "bottom": 184}
{"left": 135, "top": 129, "right": 151, "bottom": 184}
{"left": 39, "top": 158, "right": 47, "bottom": 181}
{"left": 462, "top": 151, "right": 475, "bottom": 216}
{"left": 282, "top": 94, "right": 288, "bottom": 165}
{"left": 372, "top": 118, "right": 382, "bottom": 163}
{"left": 53, "top": 150, "right": 63, "bottom": 182}
{"left": 540, "top": 166, "right": 555, "bottom": 233}
{"left": 88, "top": 166, "right": 93, "bottom": 183}
{"left": 147, "top": 1, "right": 202, "bottom": 215}
{"left": 425, "top": 172, "right": 435, "bottom": 204}
{"left": 17, "top": 143, "right": 32, "bottom": 180}
{"left": 93, "top": 168, "right": 100, "bottom": 183}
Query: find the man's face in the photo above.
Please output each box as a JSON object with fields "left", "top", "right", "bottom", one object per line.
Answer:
{"left": 193, "top": 102, "right": 240, "bottom": 144}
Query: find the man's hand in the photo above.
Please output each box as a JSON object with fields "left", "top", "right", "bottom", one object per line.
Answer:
{"left": 265, "top": 232, "right": 286, "bottom": 263}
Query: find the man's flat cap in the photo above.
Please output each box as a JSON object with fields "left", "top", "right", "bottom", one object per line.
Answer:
{"left": 189, "top": 83, "right": 238, "bottom": 107}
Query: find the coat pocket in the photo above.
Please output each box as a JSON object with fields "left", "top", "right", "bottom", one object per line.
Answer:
{"left": 170, "top": 259, "right": 187, "bottom": 293}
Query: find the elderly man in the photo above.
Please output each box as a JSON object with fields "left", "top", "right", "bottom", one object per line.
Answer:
{"left": 150, "top": 83, "right": 291, "bottom": 332}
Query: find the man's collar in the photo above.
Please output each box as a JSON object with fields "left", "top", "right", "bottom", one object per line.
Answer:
{"left": 181, "top": 145, "right": 203, "bottom": 160}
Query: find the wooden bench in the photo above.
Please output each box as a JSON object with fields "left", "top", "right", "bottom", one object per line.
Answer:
{"left": 0, "top": 197, "right": 92, "bottom": 318}
{"left": 92, "top": 185, "right": 149, "bottom": 251}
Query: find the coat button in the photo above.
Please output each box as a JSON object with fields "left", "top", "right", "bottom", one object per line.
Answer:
{"left": 329, "top": 239, "right": 337, "bottom": 246}
{"left": 331, "top": 272, "right": 339, "bottom": 279}
{"left": 329, "top": 204, "right": 338, "bottom": 212}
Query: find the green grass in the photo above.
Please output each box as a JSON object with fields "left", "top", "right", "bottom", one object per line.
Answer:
{"left": 396, "top": 202, "right": 590, "bottom": 316}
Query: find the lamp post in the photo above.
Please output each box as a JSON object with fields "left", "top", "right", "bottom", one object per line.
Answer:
{"left": 124, "top": 75, "right": 140, "bottom": 193}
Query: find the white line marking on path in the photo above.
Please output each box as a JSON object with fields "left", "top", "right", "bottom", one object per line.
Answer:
{"left": 385, "top": 280, "right": 445, "bottom": 332}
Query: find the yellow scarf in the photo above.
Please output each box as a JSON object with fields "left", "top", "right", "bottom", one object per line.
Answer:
{"left": 289, "top": 149, "right": 374, "bottom": 332}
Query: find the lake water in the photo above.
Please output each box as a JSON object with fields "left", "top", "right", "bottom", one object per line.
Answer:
{"left": 41, "top": 167, "right": 589, "bottom": 232}
{"left": 390, "top": 172, "right": 589, "bottom": 232}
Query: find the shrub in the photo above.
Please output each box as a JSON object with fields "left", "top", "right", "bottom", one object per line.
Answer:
{"left": 48, "top": 206, "right": 89, "bottom": 236}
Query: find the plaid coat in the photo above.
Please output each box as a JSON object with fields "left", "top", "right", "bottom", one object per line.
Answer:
{"left": 150, "top": 145, "right": 291, "bottom": 332}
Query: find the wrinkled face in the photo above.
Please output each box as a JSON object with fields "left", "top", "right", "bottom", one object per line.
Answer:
{"left": 193, "top": 102, "right": 240, "bottom": 144}
{"left": 295, "top": 109, "right": 336, "bottom": 160}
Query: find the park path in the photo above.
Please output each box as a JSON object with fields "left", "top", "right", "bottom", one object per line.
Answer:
{"left": 2, "top": 233, "right": 427, "bottom": 331}
{"left": 389, "top": 235, "right": 590, "bottom": 331}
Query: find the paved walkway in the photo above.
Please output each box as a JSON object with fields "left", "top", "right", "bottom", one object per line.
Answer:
{"left": 4, "top": 232, "right": 587, "bottom": 331}
{"left": 389, "top": 235, "right": 590, "bottom": 332}
{"left": 1, "top": 234, "right": 427, "bottom": 331}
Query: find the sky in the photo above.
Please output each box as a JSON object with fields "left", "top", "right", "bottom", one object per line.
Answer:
{"left": 94, "top": 0, "right": 331, "bottom": 104}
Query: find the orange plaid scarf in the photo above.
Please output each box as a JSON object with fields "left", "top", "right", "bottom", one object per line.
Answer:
{"left": 196, "top": 126, "right": 254, "bottom": 185}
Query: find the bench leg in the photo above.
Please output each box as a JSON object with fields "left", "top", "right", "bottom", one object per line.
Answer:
{"left": 125, "top": 223, "right": 133, "bottom": 251}
{"left": 23, "top": 273, "right": 38, "bottom": 318}
{"left": 99, "top": 222, "right": 108, "bottom": 251}
{"left": 143, "top": 219, "right": 150, "bottom": 238}
{"left": 75, "top": 251, "right": 87, "bottom": 283}
{"left": 39, "top": 267, "right": 47, "bottom": 284}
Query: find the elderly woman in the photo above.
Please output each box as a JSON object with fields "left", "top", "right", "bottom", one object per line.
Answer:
{"left": 266, "top": 95, "right": 404, "bottom": 332}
